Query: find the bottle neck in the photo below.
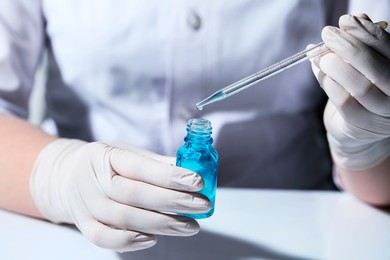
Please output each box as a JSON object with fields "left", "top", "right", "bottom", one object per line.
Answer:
{"left": 185, "top": 118, "right": 213, "bottom": 145}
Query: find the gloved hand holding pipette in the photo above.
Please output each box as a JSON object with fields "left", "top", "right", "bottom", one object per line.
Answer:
{"left": 195, "top": 20, "right": 386, "bottom": 111}
{"left": 310, "top": 14, "right": 390, "bottom": 204}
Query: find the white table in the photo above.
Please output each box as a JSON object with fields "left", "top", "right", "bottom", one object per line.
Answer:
{"left": 1, "top": 188, "right": 390, "bottom": 260}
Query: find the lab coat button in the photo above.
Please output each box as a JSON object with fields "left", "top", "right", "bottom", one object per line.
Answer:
{"left": 187, "top": 11, "right": 201, "bottom": 30}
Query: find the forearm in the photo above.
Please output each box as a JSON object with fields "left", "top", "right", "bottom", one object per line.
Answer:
{"left": 336, "top": 157, "right": 390, "bottom": 207}
{"left": 0, "top": 114, "right": 57, "bottom": 218}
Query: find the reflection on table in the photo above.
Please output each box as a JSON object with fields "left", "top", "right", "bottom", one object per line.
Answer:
{"left": 1, "top": 188, "right": 390, "bottom": 260}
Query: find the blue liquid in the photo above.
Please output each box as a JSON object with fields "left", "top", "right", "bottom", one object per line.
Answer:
{"left": 176, "top": 130, "right": 218, "bottom": 219}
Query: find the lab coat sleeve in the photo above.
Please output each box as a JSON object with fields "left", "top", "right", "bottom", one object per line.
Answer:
{"left": 0, "top": 0, "right": 45, "bottom": 118}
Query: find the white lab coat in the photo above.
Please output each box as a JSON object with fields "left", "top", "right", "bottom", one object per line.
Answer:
{"left": 0, "top": 0, "right": 387, "bottom": 188}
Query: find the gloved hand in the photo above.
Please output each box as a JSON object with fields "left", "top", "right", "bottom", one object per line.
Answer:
{"left": 310, "top": 14, "right": 390, "bottom": 170}
{"left": 30, "top": 139, "right": 209, "bottom": 252}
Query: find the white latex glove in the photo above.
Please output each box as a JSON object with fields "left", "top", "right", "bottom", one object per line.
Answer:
{"left": 30, "top": 139, "right": 209, "bottom": 252}
{"left": 310, "top": 14, "right": 390, "bottom": 170}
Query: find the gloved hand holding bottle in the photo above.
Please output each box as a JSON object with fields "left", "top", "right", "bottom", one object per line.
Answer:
{"left": 30, "top": 138, "right": 211, "bottom": 252}
{"left": 310, "top": 14, "right": 390, "bottom": 205}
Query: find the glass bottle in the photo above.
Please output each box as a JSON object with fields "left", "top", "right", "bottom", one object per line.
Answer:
{"left": 176, "top": 118, "right": 219, "bottom": 219}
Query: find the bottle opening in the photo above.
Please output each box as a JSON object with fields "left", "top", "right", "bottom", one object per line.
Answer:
{"left": 187, "top": 118, "right": 212, "bottom": 135}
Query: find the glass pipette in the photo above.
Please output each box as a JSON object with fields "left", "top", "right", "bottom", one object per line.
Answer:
{"left": 196, "top": 20, "right": 388, "bottom": 111}
{"left": 196, "top": 42, "right": 328, "bottom": 110}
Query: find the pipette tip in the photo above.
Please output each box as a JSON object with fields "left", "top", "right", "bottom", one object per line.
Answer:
{"left": 196, "top": 91, "right": 226, "bottom": 110}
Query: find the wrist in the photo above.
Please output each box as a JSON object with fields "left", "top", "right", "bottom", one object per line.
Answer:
{"left": 30, "top": 138, "right": 87, "bottom": 224}
{"left": 328, "top": 134, "right": 390, "bottom": 170}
